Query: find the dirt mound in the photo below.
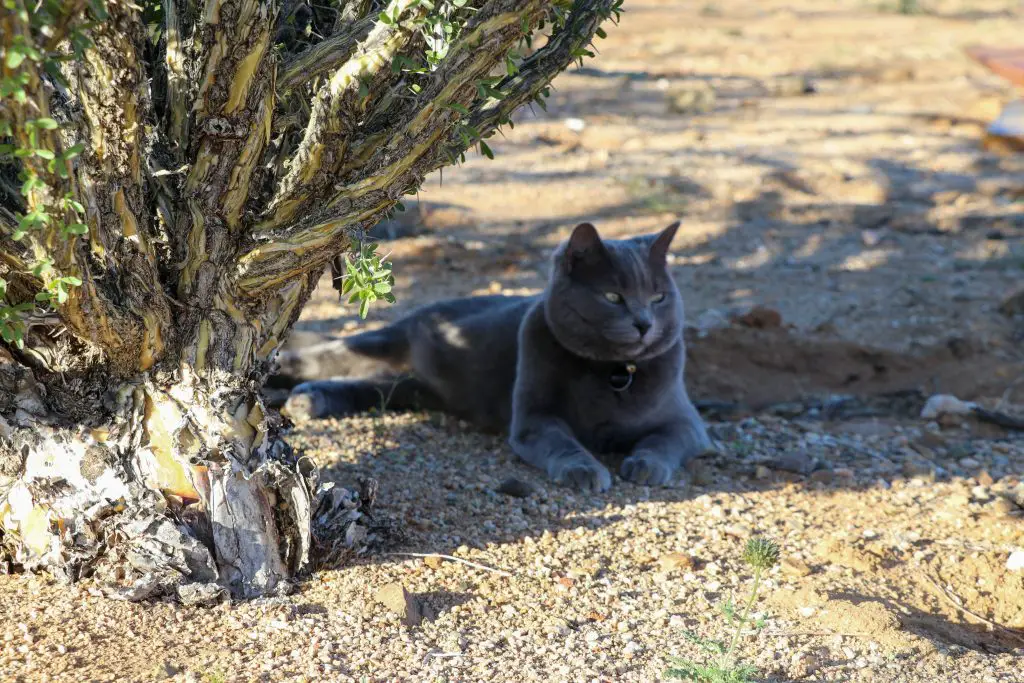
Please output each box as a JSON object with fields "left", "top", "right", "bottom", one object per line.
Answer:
{"left": 686, "top": 325, "right": 1024, "bottom": 410}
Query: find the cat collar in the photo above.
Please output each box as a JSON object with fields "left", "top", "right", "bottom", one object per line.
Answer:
{"left": 610, "top": 362, "right": 637, "bottom": 392}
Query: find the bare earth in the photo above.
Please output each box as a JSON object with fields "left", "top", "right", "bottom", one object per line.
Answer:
{"left": 3, "top": 1, "right": 1024, "bottom": 682}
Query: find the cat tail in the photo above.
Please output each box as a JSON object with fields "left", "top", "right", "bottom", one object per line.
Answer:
{"left": 267, "top": 324, "right": 412, "bottom": 389}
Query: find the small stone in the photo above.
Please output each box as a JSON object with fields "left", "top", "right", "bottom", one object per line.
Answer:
{"left": 495, "top": 477, "right": 538, "bottom": 498}
{"left": 624, "top": 641, "right": 643, "bottom": 655}
{"left": 768, "top": 75, "right": 815, "bottom": 96}
{"left": 733, "top": 306, "right": 783, "bottom": 329}
{"left": 782, "top": 557, "right": 812, "bottom": 577}
{"left": 971, "top": 486, "right": 992, "bottom": 502}
{"left": 667, "top": 81, "right": 716, "bottom": 114}
{"left": 791, "top": 650, "right": 820, "bottom": 677}
{"left": 1006, "top": 550, "right": 1024, "bottom": 572}
{"left": 991, "top": 497, "right": 1018, "bottom": 516}
{"left": 798, "top": 606, "right": 816, "bottom": 618}
{"left": 977, "top": 470, "right": 995, "bottom": 487}
{"left": 767, "top": 452, "right": 818, "bottom": 476}
{"left": 999, "top": 287, "right": 1024, "bottom": 316}
{"left": 375, "top": 582, "right": 422, "bottom": 626}
{"left": 959, "top": 457, "right": 981, "bottom": 469}
{"left": 755, "top": 465, "right": 772, "bottom": 480}
{"left": 658, "top": 553, "right": 694, "bottom": 572}
{"left": 584, "top": 630, "right": 600, "bottom": 643}
{"left": 423, "top": 555, "right": 444, "bottom": 570}
{"left": 920, "top": 394, "right": 974, "bottom": 419}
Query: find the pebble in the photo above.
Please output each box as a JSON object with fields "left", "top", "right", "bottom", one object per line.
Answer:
{"left": 767, "top": 452, "right": 818, "bottom": 476}
{"left": 374, "top": 583, "right": 422, "bottom": 626}
{"left": 1007, "top": 550, "right": 1024, "bottom": 572}
{"left": 958, "top": 457, "right": 980, "bottom": 469}
{"left": 495, "top": 477, "right": 538, "bottom": 498}
{"left": 658, "top": 553, "right": 694, "bottom": 572}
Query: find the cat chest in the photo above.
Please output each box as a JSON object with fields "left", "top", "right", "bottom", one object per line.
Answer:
{"left": 558, "top": 369, "right": 673, "bottom": 450}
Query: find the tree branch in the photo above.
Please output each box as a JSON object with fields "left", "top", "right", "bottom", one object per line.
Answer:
{"left": 260, "top": 0, "right": 428, "bottom": 234}
{"left": 277, "top": 12, "right": 376, "bottom": 93}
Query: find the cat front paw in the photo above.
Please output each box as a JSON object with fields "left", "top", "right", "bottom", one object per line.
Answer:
{"left": 621, "top": 451, "right": 677, "bottom": 487}
{"left": 549, "top": 452, "right": 612, "bottom": 493}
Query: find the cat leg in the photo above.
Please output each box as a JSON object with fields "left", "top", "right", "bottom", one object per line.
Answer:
{"left": 509, "top": 415, "right": 612, "bottom": 492}
{"left": 621, "top": 398, "right": 713, "bottom": 486}
{"left": 282, "top": 375, "right": 443, "bottom": 422}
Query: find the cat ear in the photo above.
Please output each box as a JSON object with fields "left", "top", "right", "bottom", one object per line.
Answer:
{"left": 563, "top": 222, "right": 609, "bottom": 273}
{"left": 647, "top": 221, "right": 680, "bottom": 266}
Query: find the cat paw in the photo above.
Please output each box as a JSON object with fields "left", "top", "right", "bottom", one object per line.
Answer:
{"left": 621, "top": 451, "right": 676, "bottom": 487}
{"left": 550, "top": 452, "right": 612, "bottom": 493}
{"left": 282, "top": 386, "right": 328, "bottom": 422}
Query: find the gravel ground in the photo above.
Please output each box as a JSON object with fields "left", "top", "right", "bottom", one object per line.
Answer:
{"left": 3, "top": 0, "right": 1024, "bottom": 681}
{"left": 2, "top": 414, "right": 1022, "bottom": 682}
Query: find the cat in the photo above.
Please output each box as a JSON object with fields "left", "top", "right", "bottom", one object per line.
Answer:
{"left": 276, "top": 221, "right": 713, "bottom": 491}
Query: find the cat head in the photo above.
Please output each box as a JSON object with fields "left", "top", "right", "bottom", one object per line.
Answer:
{"left": 544, "top": 221, "right": 684, "bottom": 362}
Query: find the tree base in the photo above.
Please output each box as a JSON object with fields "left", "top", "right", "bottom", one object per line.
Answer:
{"left": 0, "top": 358, "right": 378, "bottom": 602}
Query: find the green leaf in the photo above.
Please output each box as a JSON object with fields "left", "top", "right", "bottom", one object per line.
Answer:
{"left": 445, "top": 102, "right": 470, "bottom": 116}
{"left": 479, "top": 140, "right": 494, "bottom": 159}
{"left": 34, "top": 118, "right": 59, "bottom": 130}
{"left": 34, "top": 148, "right": 55, "bottom": 160}
{"left": 378, "top": 10, "right": 393, "bottom": 24}
{"left": 5, "top": 49, "right": 26, "bottom": 70}
{"left": 63, "top": 222, "right": 88, "bottom": 236}
{"left": 61, "top": 142, "right": 86, "bottom": 160}
{"left": 62, "top": 276, "right": 83, "bottom": 287}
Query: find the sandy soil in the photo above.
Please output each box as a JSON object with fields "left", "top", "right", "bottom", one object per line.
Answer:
{"left": 3, "top": 1, "right": 1024, "bottom": 681}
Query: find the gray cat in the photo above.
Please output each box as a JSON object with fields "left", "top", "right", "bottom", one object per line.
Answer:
{"left": 277, "top": 222, "right": 712, "bottom": 491}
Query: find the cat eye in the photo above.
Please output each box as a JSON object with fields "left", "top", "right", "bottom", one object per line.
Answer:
{"left": 650, "top": 293, "right": 666, "bottom": 303}
{"left": 603, "top": 292, "right": 623, "bottom": 304}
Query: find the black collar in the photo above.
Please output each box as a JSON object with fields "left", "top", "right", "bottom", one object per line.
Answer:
{"left": 610, "top": 362, "right": 637, "bottom": 392}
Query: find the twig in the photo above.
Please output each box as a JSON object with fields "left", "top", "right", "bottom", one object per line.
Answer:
{"left": 763, "top": 630, "right": 873, "bottom": 638}
{"left": 383, "top": 552, "right": 515, "bottom": 577}
{"left": 920, "top": 572, "right": 1024, "bottom": 644}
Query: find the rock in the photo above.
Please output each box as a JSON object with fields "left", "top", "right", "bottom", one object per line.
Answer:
{"left": 782, "top": 557, "right": 813, "bottom": 577}
{"left": 902, "top": 460, "right": 937, "bottom": 481}
{"left": 1006, "top": 550, "right": 1024, "bottom": 572}
{"left": 767, "top": 452, "right": 818, "bottom": 476}
{"left": 667, "top": 81, "right": 716, "bottom": 114}
{"left": 791, "top": 650, "right": 821, "bottom": 677}
{"left": 977, "top": 470, "right": 995, "bottom": 487}
{"left": 423, "top": 555, "right": 444, "bottom": 570}
{"left": 375, "top": 582, "right": 422, "bottom": 626}
{"left": 495, "top": 477, "right": 538, "bottom": 498}
{"left": 658, "top": 552, "right": 694, "bottom": 572}
{"left": 733, "top": 306, "right": 783, "bottom": 329}
{"left": 958, "top": 457, "right": 981, "bottom": 469}
{"left": 971, "top": 485, "right": 992, "bottom": 502}
{"left": 920, "top": 394, "right": 975, "bottom": 419}
{"left": 991, "top": 496, "right": 1018, "bottom": 516}
{"left": 768, "top": 75, "right": 815, "bottom": 96}
{"left": 755, "top": 465, "right": 773, "bottom": 480}
{"left": 686, "top": 460, "right": 717, "bottom": 486}
{"left": 999, "top": 287, "right": 1024, "bottom": 316}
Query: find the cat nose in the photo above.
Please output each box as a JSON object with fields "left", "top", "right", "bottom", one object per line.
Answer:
{"left": 634, "top": 320, "right": 651, "bottom": 336}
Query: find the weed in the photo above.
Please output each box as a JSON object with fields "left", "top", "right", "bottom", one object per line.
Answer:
{"left": 665, "top": 537, "right": 781, "bottom": 682}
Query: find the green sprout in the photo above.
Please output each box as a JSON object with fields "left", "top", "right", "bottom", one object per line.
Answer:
{"left": 338, "top": 242, "right": 396, "bottom": 319}
{"left": 666, "top": 537, "right": 781, "bottom": 682}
